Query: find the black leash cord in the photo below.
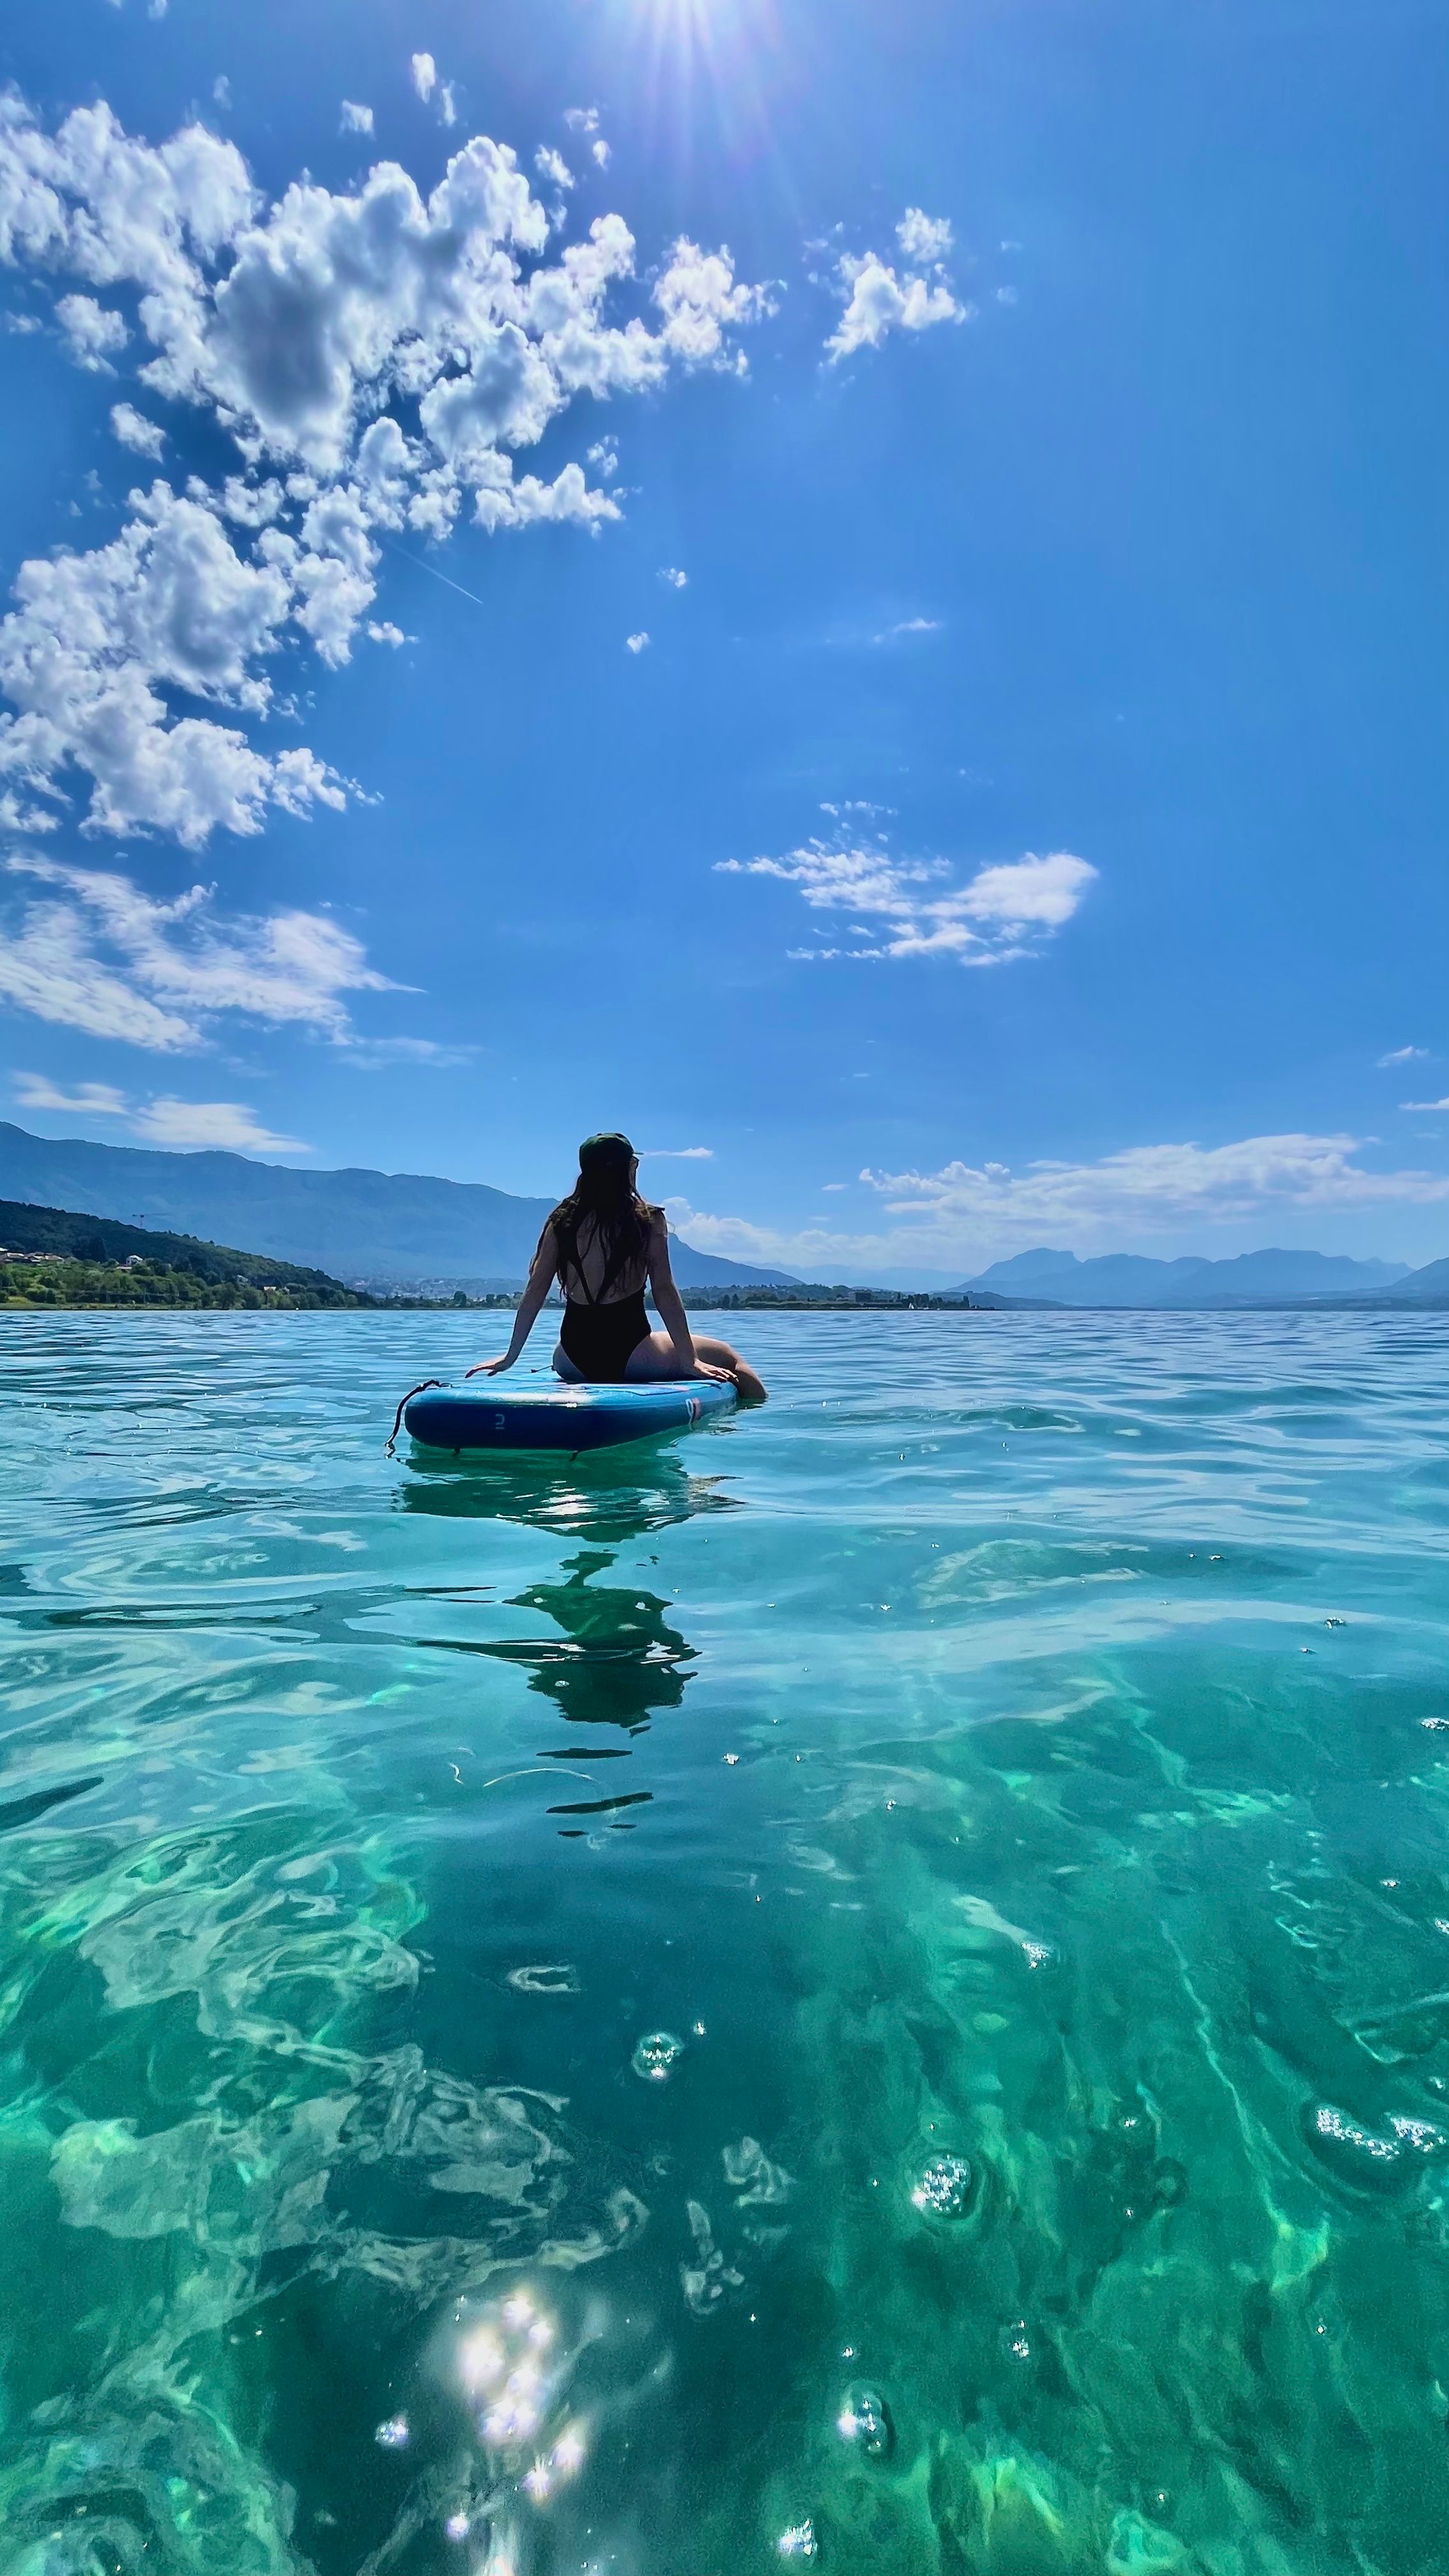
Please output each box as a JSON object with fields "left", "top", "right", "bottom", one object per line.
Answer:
{"left": 385, "top": 1379, "right": 442, "bottom": 1457}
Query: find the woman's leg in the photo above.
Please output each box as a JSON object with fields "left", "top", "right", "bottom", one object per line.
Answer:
{"left": 624, "top": 1331, "right": 767, "bottom": 1403}
{"left": 552, "top": 1342, "right": 583, "bottom": 1381}
{"left": 696, "top": 1334, "right": 767, "bottom": 1404}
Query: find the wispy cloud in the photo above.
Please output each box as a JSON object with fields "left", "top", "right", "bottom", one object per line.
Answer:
{"left": 625, "top": 630, "right": 650, "bottom": 654}
{"left": 1380, "top": 1045, "right": 1430, "bottom": 1068}
{"left": 1401, "top": 1096, "right": 1449, "bottom": 1114}
{"left": 717, "top": 823, "right": 1096, "bottom": 966}
{"left": 13, "top": 1071, "right": 307, "bottom": 1153}
{"left": 872, "top": 615, "right": 940, "bottom": 643}
{"left": 658, "top": 566, "right": 687, "bottom": 589}
{"left": 346, "top": 1034, "right": 477, "bottom": 1071}
{"left": 663, "top": 1131, "right": 1449, "bottom": 1273}
{"left": 340, "top": 101, "right": 374, "bottom": 137}
{"left": 13, "top": 1073, "right": 127, "bottom": 1117}
{"left": 640, "top": 1145, "right": 712, "bottom": 1160}
{"left": 0, "top": 855, "right": 394, "bottom": 1050}
{"left": 129, "top": 1096, "right": 308, "bottom": 1151}
{"left": 861, "top": 1135, "right": 1449, "bottom": 1229}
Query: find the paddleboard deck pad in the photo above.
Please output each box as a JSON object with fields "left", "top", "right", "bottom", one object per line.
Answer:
{"left": 403, "top": 1374, "right": 737, "bottom": 1453}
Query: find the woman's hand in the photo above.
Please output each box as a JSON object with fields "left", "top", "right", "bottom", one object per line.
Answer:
{"left": 691, "top": 1360, "right": 736, "bottom": 1384}
{"left": 464, "top": 1356, "right": 514, "bottom": 1377}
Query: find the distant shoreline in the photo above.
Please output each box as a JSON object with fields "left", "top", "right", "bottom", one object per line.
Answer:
{"left": 3, "top": 1294, "right": 1445, "bottom": 1319}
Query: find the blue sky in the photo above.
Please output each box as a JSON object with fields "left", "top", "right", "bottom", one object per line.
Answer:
{"left": 0, "top": 0, "right": 1445, "bottom": 1278}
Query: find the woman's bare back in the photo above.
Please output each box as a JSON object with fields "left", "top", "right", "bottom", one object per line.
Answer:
{"left": 553, "top": 1211, "right": 661, "bottom": 1305}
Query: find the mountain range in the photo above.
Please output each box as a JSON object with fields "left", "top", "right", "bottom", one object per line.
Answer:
{"left": 0, "top": 1124, "right": 795, "bottom": 1291}
{"left": 1, "top": 1125, "right": 1443, "bottom": 1303}
{"left": 960, "top": 1246, "right": 1449, "bottom": 1305}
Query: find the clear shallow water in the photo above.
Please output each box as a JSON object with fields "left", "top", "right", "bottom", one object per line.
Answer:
{"left": 1, "top": 1309, "right": 1448, "bottom": 2576}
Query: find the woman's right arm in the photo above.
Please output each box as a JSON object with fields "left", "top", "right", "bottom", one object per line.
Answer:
{"left": 466, "top": 1227, "right": 558, "bottom": 1375}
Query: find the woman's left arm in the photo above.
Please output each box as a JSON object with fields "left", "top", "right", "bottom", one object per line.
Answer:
{"left": 466, "top": 1227, "right": 558, "bottom": 1376}
{"left": 647, "top": 1225, "right": 729, "bottom": 1379}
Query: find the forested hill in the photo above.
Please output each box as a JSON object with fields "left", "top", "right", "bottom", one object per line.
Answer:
{"left": 0, "top": 1199, "right": 362, "bottom": 1298}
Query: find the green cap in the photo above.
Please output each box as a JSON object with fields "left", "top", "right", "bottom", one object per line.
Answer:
{"left": 578, "top": 1131, "right": 635, "bottom": 1167}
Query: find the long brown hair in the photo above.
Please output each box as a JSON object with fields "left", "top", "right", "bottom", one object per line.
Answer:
{"left": 544, "top": 1133, "right": 659, "bottom": 1302}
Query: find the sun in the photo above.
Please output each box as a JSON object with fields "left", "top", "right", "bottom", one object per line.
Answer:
{"left": 604, "top": 0, "right": 790, "bottom": 152}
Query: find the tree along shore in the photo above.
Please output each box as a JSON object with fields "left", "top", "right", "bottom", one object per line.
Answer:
{"left": 0, "top": 1260, "right": 981, "bottom": 1314}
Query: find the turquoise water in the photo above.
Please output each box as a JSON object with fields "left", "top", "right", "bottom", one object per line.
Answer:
{"left": 2, "top": 1308, "right": 1448, "bottom": 2576}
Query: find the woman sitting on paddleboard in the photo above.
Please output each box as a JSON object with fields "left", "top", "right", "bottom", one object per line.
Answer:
{"left": 469, "top": 1132, "right": 767, "bottom": 1402}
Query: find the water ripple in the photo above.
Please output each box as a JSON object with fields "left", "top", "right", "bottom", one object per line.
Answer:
{"left": 0, "top": 1308, "right": 1446, "bottom": 2573}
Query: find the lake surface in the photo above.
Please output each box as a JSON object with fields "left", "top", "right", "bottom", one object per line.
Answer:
{"left": 1, "top": 1308, "right": 1447, "bottom": 2576}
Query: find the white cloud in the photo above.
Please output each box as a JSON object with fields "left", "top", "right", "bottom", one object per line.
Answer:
{"left": 717, "top": 830, "right": 1096, "bottom": 965}
{"left": 56, "top": 292, "right": 128, "bottom": 370}
{"left": 131, "top": 1096, "right": 308, "bottom": 1151}
{"left": 827, "top": 253, "right": 963, "bottom": 360}
{"left": 535, "top": 147, "right": 574, "bottom": 190}
{"left": 563, "top": 108, "right": 601, "bottom": 134}
{"left": 340, "top": 102, "right": 375, "bottom": 137}
{"left": 1402, "top": 1096, "right": 1449, "bottom": 1114}
{"left": 819, "top": 205, "right": 972, "bottom": 369}
{"left": 653, "top": 237, "right": 772, "bottom": 369}
{"left": 664, "top": 1133, "right": 1449, "bottom": 1273}
{"left": 658, "top": 565, "right": 687, "bottom": 588}
{"left": 639, "top": 1145, "right": 712, "bottom": 1159}
{"left": 0, "top": 92, "right": 772, "bottom": 848}
{"left": 0, "top": 791, "right": 58, "bottom": 833}
{"left": 592, "top": 139, "right": 611, "bottom": 171}
{"left": 1379, "top": 1045, "right": 1429, "bottom": 1067}
{"left": 345, "top": 1034, "right": 475, "bottom": 1069}
{"left": 409, "top": 56, "right": 456, "bottom": 125}
{"left": 0, "top": 480, "right": 349, "bottom": 843}
{"left": 14, "top": 1072, "right": 128, "bottom": 1116}
{"left": 625, "top": 630, "right": 650, "bottom": 653}
{"left": 873, "top": 615, "right": 939, "bottom": 642}
{"left": 13, "top": 1068, "right": 307, "bottom": 1151}
{"left": 896, "top": 208, "right": 953, "bottom": 264}
{"left": 212, "top": 78, "right": 232, "bottom": 111}
{"left": 110, "top": 401, "right": 166, "bottom": 456}
{"left": 861, "top": 1136, "right": 1449, "bottom": 1236}
{"left": 0, "top": 855, "right": 392, "bottom": 1051}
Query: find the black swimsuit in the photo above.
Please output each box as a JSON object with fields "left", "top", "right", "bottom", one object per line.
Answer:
{"left": 558, "top": 1287, "right": 650, "bottom": 1383}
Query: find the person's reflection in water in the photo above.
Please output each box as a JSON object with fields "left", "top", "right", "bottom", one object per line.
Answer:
{"left": 491, "top": 1545, "right": 693, "bottom": 1736}
{"left": 398, "top": 1446, "right": 739, "bottom": 1828}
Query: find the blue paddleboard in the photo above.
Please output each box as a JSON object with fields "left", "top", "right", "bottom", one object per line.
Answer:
{"left": 403, "top": 1374, "right": 737, "bottom": 1454}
